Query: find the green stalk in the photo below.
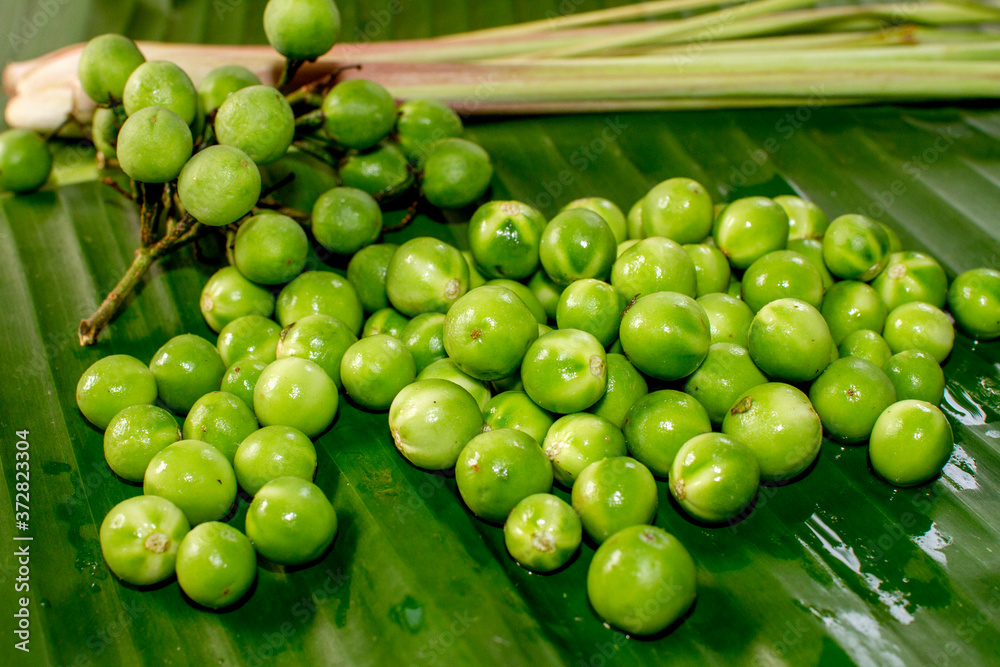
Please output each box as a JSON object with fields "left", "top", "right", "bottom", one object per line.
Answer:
{"left": 630, "top": 26, "right": 920, "bottom": 55}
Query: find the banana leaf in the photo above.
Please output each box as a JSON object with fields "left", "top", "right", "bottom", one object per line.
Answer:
{"left": 1, "top": 1, "right": 999, "bottom": 666}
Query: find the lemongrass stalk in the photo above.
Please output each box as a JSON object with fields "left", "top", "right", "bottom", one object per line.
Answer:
{"left": 627, "top": 26, "right": 919, "bottom": 55}
{"left": 529, "top": 0, "right": 822, "bottom": 58}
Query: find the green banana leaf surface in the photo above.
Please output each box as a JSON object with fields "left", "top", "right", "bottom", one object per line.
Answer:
{"left": 2, "top": 1, "right": 999, "bottom": 665}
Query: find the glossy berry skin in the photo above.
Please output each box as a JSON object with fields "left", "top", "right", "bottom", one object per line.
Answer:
{"left": 572, "top": 457, "right": 657, "bottom": 543}
{"left": 276, "top": 313, "right": 357, "bottom": 389}
{"left": 620, "top": 292, "right": 711, "bottom": 381}
{"left": 712, "top": 197, "right": 789, "bottom": 269}
{"left": 443, "top": 286, "right": 539, "bottom": 381}
{"left": 234, "top": 425, "right": 317, "bottom": 496}
{"left": 622, "top": 390, "right": 712, "bottom": 477}
{"left": 178, "top": 145, "right": 261, "bottom": 227}
{"left": 482, "top": 391, "right": 555, "bottom": 445}
{"left": 144, "top": 440, "right": 237, "bottom": 525}
{"left": 556, "top": 279, "right": 623, "bottom": 348}
{"left": 871, "top": 251, "right": 948, "bottom": 312}
{"left": 200, "top": 266, "right": 276, "bottom": 333}
{"left": 540, "top": 208, "right": 617, "bottom": 286}
{"left": 264, "top": 0, "right": 341, "bottom": 60}
{"left": 215, "top": 85, "right": 295, "bottom": 165}
{"left": 948, "top": 268, "right": 1000, "bottom": 340}
{"left": 839, "top": 329, "right": 892, "bottom": 368}
{"left": 870, "top": 400, "right": 954, "bottom": 487}
{"left": 669, "top": 433, "right": 760, "bottom": 523}
{"left": 221, "top": 358, "right": 269, "bottom": 409}
{"left": 217, "top": 315, "right": 281, "bottom": 367}
{"left": 312, "top": 187, "right": 383, "bottom": 256}
{"left": 882, "top": 350, "right": 946, "bottom": 405}
{"left": 399, "top": 312, "right": 447, "bottom": 373}
{"left": 788, "top": 238, "right": 835, "bottom": 290}
{"left": 254, "top": 357, "right": 338, "bottom": 438}
{"left": 821, "top": 214, "right": 891, "bottom": 281}
{"left": 741, "top": 250, "right": 825, "bottom": 312}
{"left": 176, "top": 522, "right": 256, "bottom": 609}
{"left": 340, "top": 334, "right": 416, "bottom": 410}
{"left": 641, "top": 177, "right": 714, "bottom": 244}
{"left": 774, "top": 194, "right": 828, "bottom": 240}
{"left": 504, "top": 493, "right": 581, "bottom": 573}
{"left": 522, "top": 329, "right": 607, "bottom": 414}
{"left": 456, "top": 428, "right": 554, "bottom": 524}
{"left": 587, "top": 525, "right": 697, "bottom": 636}
{"left": 182, "top": 391, "right": 258, "bottom": 463}
{"left": 246, "top": 477, "right": 337, "bottom": 565}
{"left": 389, "top": 379, "right": 485, "bottom": 470}
{"left": 395, "top": 98, "right": 463, "bottom": 166}
{"left": 808, "top": 357, "right": 897, "bottom": 444}
{"left": 563, "top": 197, "right": 628, "bottom": 245}
{"left": 322, "top": 79, "right": 396, "bottom": 150}
{"left": 416, "top": 358, "right": 491, "bottom": 410}
{"left": 77, "top": 354, "right": 158, "bottom": 431}
{"left": 103, "top": 404, "right": 181, "bottom": 482}
{"left": 683, "top": 343, "right": 768, "bottom": 424}
{"left": 683, "top": 243, "right": 731, "bottom": 297}
{"left": 421, "top": 138, "right": 494, "bottom": 209}
{"left": 123, "top": 60, "right": 198, "bottom": 124}
{"left": 347, "top": 243, "right": 398, "bottom": 313}
{"left": 339, "top": 142, "right": 413, "bottom": 200}
{"left": 92, "top": 107, "right": 121, "bottom": 159}
{"left": 362, "top": 308, "right": 408, "bottom": 338}
{"left": 234, "top": 213, "right": 309, "bottom": 285}
{"left": 821, "top": 280, "right": 888, "bottom": 345}
{"left": 611, "top": 237, "right": 697, "bottom": 303}
{"left": 276, "top": 271, "right": 364, "bottom": 333}
{"left": 697, "top": 293, "right": 754, "bottom": 347}
{"left": 149, "top": 334, "right": 226, "bottom": 414}
{"left": 78, "top": 34, "right": 146, "bottom": 104}
{"left": 197, "top": 65, "right": 261, "bottom": 115}
{"left": 468, "top": 200, "right": 547, "bottom": 280}
{"left": 587, "top": 353, "right": 648, "bottom": 429}
{"left": 100, "top": 495, "right": 189, "bottom": 586}
{"left": 385, "top": 237, "right": 469, "bottom": 317}
{"left": 747, "top": 298, "right": 833, "bottom": 383}
{"left": 116, "top": 107, "right": 192, "bottom": 183}
{"left": 883, "top": 302, "right": 955, "bottom": 363}
{"left": 542, "top": 413, "right": 626, "bottom": 486}
{"left": 0, "top": 129, "right": 51, "bottom": 192}
{"left": 485, "top": 279, "right": 547, "bottom": 325}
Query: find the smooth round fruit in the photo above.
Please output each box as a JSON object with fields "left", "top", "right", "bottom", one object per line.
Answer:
{"left": 347, "top": 243, "right": 397, "bottom": 313}
{"left": 217, "top": 315, "right": 281, "bottom": 367}
{"left": 246, "top": 477, "right": 337, "bottom": 564}
{"left": 276, "top": 271, "right": 363, "bottom": 333}
{"left": 234, "top": 213, "right": 309, "bottom": 285}
{"left": 92, "top": 107, "right": 121, "bottom": 159}
{"left": 870, "top": 400, "right": 954, "bottom": 486}
{"left": 622, "top": 390, "right": 711, "bottom": 477}
{"left": 144, "top": 440, "right": 237, "bottom": 525}
{"left": 389, "top": 379, "right": 485, "bottom": 469}
{"left": 611, "top": 237, "right": 697, "bottom": 303}
{"left": 416, "top": 359, "right": 491, "bottom": 410}
{"left": 200, "top": 266, "right": 275, "bottom": 333}
{"left": 482, "top": 391, "right": 554, "bottom": 445}
{"left": 626, "top": 199, "right": 644, "bottom": 240}
{"left": 572, "top": 457, "right": 657, "bottom": 543}
{"left": 521, "top": 329, "right": 607, "bottom": 414}
{"left": 774, "top": 195, "right": 828, "bottom": 240}
{"left": 395, "top": 98, "right": 463, "bottom": 165}
{"left": 123, "top": 61, "right": 198, "bottom": 124}
{"left": 399, "top": 312, "right": 447, "bottom": 373}
{"left": 176, "top": 522, "right": 256, "bottom": 608}
{"left": 197, "top": 64, "right": 260, "bottom": 115}
{"left": 77, "top": 354, "right": 158, "bottom": 431}
{"left": 234, "top": 426, "right": 317, "bottom": 496}
{"left": 116, "top": 107, "right": 192, "bottom": 183}
{"left": 178, "top": 145, "right": 261, "bottom": 227}
{"left": 682, "top": 243, "right": 731, "bottom": 297}
{"left": 722, "top": 383, "right": 822, "bottom": 481}
{"left": 484, "top": 279, "right": 547, "bottom": 325}
{"left": 443, "top": 286, "right": 537, "bottom": 380}
{"left": 221, "top": 358, "right": 268, "bottom": 409}
{"left": 820, "top": 280, "right": 888, "bottom": 345}
{"left": 468, "top": 200, "right": 546, "bottom": 280}
{"left": 276, "top": 313, "right": 357, "bottom": 389}
{"left": 100, "top": 495, "right": 189, "bottom": 586}
{"left": 587, "top": 525, "right": 696, "bottom": 636}
{"left": 104, "top": 404, "right": 181, "bottom": 482}
{"left": 821, "top": 214, "right": 891, "bottom": 281}
{"left": 712, "top": 197, "right": 789, "bottom": 269}
{"left": 149, "top": 334, "right": 226, "bottom": 414}
{"left": 748, "top": 298, "right": 833, "bottom": 382}
{"left": 619, "top": 292, "right": 710, "bottom": 381}
{"left": 322, "top": 79, "right": 395, "bottom": 150}
{"left": 539, "top": 208, "right": 617, "bottom": 286}
{"left": 456, "top": 429, "right": 553, "bottom": 523}
{"left": 385, "top": 237, "right": 469, "bottom": 316}
{"left": 464, "top": 251, "right": 486, "bottom": 289}
{"left": 788, "top": 237, "right": 835, "bottom": 290}
{"left": 564, "top": 197, "right": 627, "bottom": 244}
{"left": 872, "top": 251, "right": 948, "bottom": 311}
{"left": 683, "top": 343, "right": 768, "bottom": 424}
{"left": 529, "top": 268, "right": 564, "bottom": 320}
{"left": 421, "top": 138, "right": 493, "bottom": 208}
{"left": 587, "top": 353, "right": 648, "bottom": 429}
{"left": 311, "top": 186, "right": 382, "bottom": 255}
{"left": 948, "top": 268, "right": 1000, "bottom": 340}
{"left": 669, "top": 433, "right": 760, "bottom": 523}
{"left": 504, "top": 493, "right": 581, "bottom": 572}
{"left": 215, "top": 85, "right": 295, "bottom": 165}
{"left": 254, "top": 357, "right": 338, "bottom": 438}
{"left": 78, "top": 34, "right": 145, "bottom": 104}
{"left": 641, "top": 177, "right": 714, "bottom": 244}
{"left": 883, "top": 350, "right": 946, "bottom": 405}
{"left": 543, "top": 413, "right": 627, "bottom": 486}
{"left": 809, "top": 357, "right": 897, "bottom": 444}
{"left": 839, "top": 329, "right": 892, "bottom": 368}
{"left": 0, "top": 129, "right": 51, "bottom": 192}
{"left": 338, "top": 142, "right": 413, "bottom": 199}
{"left": 340, "top": 334, "right": 416, "bottom": 410}
{"left": 697, "top": 293, "right": 754, "bottom": 347}
{"left": 741, "top": 250, "right": 824, "bottom": 312}
{"left": 264, "top": 0, "right": 340, "bottom": 60}
{"left": 883, "top": 302, "right": 955, "bottom": 363}
{"left": 182, "top": 391, "right": 258, "bottom": 463}
{"left": 556, "top": 279, "right": 622, "bottom": 348}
